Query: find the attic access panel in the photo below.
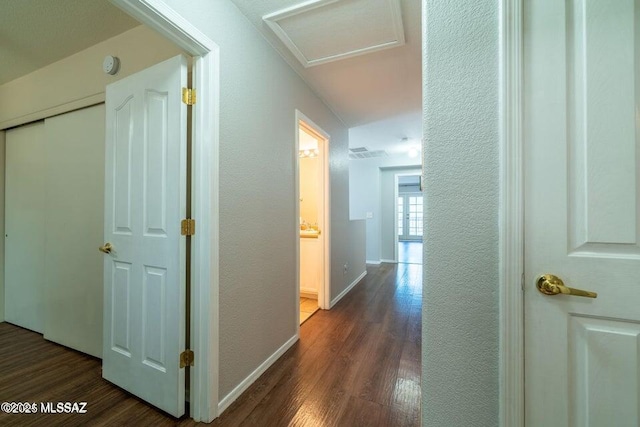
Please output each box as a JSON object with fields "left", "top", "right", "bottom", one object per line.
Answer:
{"left": 263, "top": 0, "right": 405, "bottom": 68}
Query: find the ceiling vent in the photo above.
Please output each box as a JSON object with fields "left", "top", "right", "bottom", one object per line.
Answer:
{"left": 349, "top": 147, "right": 388, "bottom": 159}
{"left": 263, "top": 0, "right": 405, "bottom": 68}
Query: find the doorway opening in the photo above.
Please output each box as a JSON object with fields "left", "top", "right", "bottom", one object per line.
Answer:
{"left": 395, "top": 174, "right": 423, "bottom": 265}
{"left": 296, "top": 111, "right": 330, "bottom": 325}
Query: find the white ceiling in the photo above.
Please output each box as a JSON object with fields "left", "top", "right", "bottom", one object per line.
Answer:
{"left": 349, "top": 110, "right": 422, "bottom": 154}
{"left": 229, "top": 0, "right": 422, "bottom": 131}
{"left": 263, "top": 0, "right": 405, "bottom": 68}
{"left": 0, "top": 0, "right": 138, "bottom": 85}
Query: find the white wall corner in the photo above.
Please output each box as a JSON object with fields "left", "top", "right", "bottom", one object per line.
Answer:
{"left": 217, "top": 333, "right": 299, "bottom": 415}
{"left": 330, "top": 270, "right": 366, "bottom": 308}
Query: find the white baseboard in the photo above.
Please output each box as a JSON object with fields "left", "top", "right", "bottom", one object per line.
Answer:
{"left": 365, "top": 260, "right": 381, "bottom": 265}
{"left": 217, "top": 333, "right": 298, "bottom": 415}
{"left": 300, "top": 289, "right": 318, "bottom": 299}
{"left": 380, "top": 259, "right": 397, "bottom": 264}
{"left": 330, "top": 270, "right": 367, "bottom": 308}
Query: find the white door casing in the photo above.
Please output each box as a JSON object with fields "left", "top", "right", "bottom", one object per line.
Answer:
{"left": 296, "top": 112, "right": 331, "bottom": 312}
{"left": 101, "top": 0, "right": 220, "bottom": 421}
{"left": 525, "top": 1, "right": 640, "bottom": 425}
{"left": 102, "top": 55, "right": 188, "bottom": 417}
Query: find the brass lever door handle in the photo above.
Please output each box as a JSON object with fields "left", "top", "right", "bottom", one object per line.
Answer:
{"left": 99, "top": 243, "right": 113, "bottom": 254}
{"left": 536, "top": 274, "right": 597, "bottom": 298}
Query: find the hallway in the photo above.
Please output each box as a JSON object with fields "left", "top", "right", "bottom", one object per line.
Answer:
{"left": 215, "top": 262, "right": 422, "bottom": 426}
{"left": 0, "top": 263, "right": 421, "bottom": 426}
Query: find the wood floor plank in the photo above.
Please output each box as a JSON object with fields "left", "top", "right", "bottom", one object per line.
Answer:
{"left": 0, "top": 263, "right": 421, "bottom": 426}
{"left": 336, "top": 396, "right": 386, "bottom": 427}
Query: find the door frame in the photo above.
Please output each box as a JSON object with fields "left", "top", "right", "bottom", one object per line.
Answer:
{"left": 295, "top": 109, "right": 331, "bottom": 324}
{"left": 112, "top": 0, "right": 220, "bottom": 422}
{"left": 498, "top": 0, "right": 524, "bottom": 426}
{"left": 393, "top": 173, "right": 423, "bottom": 261}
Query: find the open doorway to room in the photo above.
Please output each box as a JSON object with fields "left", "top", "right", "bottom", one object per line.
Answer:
{"left": 395, "top": 174, "right": 423, "bottom": 265}
{"left": 296, "top": 112, "right": 330, "bottom": 325}
{"left": 0, "top": 1, "right": 220, "bottom": 419}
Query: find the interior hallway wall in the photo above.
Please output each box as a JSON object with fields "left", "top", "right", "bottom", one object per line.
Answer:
{"left": 349, "top": 154, "right": 421, "bottom": 263}
{"left": 422, "top": 0, "right": 500, "bottom": 425}
{"left": 159, "top": 0, "right": 366, "bottom": 401}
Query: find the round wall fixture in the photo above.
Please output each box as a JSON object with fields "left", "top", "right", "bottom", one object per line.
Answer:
{"left": 103, "top": 55, "right": 120, "bottom": 75}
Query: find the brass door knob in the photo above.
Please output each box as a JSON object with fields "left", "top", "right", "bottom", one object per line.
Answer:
{"left": 99, "top": 243, "right": 113, "bottom": 254}
{"left": 536, "top": 274, "right": 597, "bottom": 298}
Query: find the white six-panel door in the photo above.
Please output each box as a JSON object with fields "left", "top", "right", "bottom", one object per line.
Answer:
{"left": 102, "top": 55, "right": 188, "bottom": 417}
{"left": 525, "top": 1, "right": 640, "bottom": 425}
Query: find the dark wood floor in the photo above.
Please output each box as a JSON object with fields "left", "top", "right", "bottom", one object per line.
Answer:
{"left": 0, "top": 263, "right": 421, "bottom": 426}
{"left": 398, "top": 241, "right": 423, "bottom": 265}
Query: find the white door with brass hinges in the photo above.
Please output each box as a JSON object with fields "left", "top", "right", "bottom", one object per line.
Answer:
{"left": 525, "top": 1, "right": 640, "bottom": 425}
{"left": 102, "top": 55, "right": 188, "bottom": 417}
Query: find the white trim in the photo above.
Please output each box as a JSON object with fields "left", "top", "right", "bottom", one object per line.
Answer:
{"left": 380, "top": 259, "right": 397, "bottom": 264}
{"left": 294, "top": 114, "right": 301, "bottom": 328}
{"left": 394, "top": 174, "right": 400, "bottom": 262}
{"left": 111, "top": 0, "right": 220, "bottom": 422}
{"left": 330, "top": 270, "right": 366, "bottom": 308}
{"left": 0, "top": 94, "right": 105, "bottom": 131}
{"left": 300, "top": 287, "right": 317, "bottom": 295}
{"left": 366, "top": 260, "right": 382, "bottom": 265}
{"left": 499, "top": 0, "right": 524, "bottom": 426}
{"left": 112, "top": 0, "right": 215, "bottom": 54}
{"left": 217, "top": 333, "right": 299, "bottom": 415}
{"left": 295, "top": 110, "right": 331, "bottom": 313}
{"left": 300, "top": 290, "right": 318, "bottom": 299}
{"left": 262, "top": 0, "right": 405, "bottom": 68}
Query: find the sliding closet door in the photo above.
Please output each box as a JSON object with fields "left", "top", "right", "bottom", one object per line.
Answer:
{"left": 5, "top": 121, "right": 46, "bottom": 333}
{"left": 43, "top": 104, "right": 105, "bottom": 357}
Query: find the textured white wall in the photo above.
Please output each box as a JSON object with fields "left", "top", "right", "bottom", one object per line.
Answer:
{"left": 349, "top": 155, "right": 420, "bottom": 262}
{"left": 422, "top": 0, "right": 500, "bottom": 426}
{"left": 160, "top": 0, "right": 366, "bottom": 399}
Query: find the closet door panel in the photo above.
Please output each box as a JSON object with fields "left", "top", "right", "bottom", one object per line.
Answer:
{"left": 43, "top": 104, "right": 105, "bottom": 357}
{"left": 5, "top": 121, "right": 46, "bottom": 332}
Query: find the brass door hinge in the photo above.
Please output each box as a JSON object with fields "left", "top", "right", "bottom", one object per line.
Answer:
{"left": 181, "top": 219, "right": 195, "bottom": 236}
{"left": 180, "top": 349, "right": 194, "bottom": 368}
{"left": 182, "top": 88, "right": 196, "bottom": 105}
